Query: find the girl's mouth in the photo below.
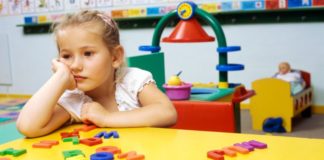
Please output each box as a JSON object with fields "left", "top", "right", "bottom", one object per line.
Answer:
{"left": 74, "top": 75, "right": 87, "bottom": 81}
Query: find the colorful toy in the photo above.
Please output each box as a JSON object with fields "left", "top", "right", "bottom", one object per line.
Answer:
{"left": 170, "top": 85, "right": 255, "bottom": 132}
{"left": 190, "top": 88, "right": 218, "bottom": 94}
{"left": 126, "top": 1, "right": 255, "bottom": 132}
{"left": 192, "top": 82, "right": 218, "bottom": 88}
{"left": 163, "top": 83, "right": 192, "bottom": 100}
{"left": 90, "top": 152, "right": 114, "bottom": 160}
{"left": 12, "top": 126, "right": 146, "bottom": 159}
{"left": 62, "top": 150, "right": 85, "bottom": 159}
{"left": 128, "top": 0, "right": 254, "bottom": 101}
{"left": 166, "top": 71, "right": 183, "bottom": 86}
{"left": 80, "top": 137, "right": 102, "bottom": 146}
{"left": 94, "top": 131, "right": 120, "bottom": 139}
{"left": 60, "top": 131, "right": 80, "bottom": 139}
{"left": 128, "top": 0, "right": 254, "bottom": 102}
{"left": 250, "top": 70, "right": 313, "bottom": 132}
{"left": 207, "top": 140, "right": 267, "bottom": 160}
{"left": 248, "top": 140, "right": 267, "bottom": 149}
{"left": 94, "top": 131, "right": 106, "bottom": 138}
{"left": 207, "top": 150, "right": 224, "bottom": 160}
{"left": 0, "top": 148, "right": 26, "bottom": 157}
{"left": 32, "top": 143, "right": 53, "bottom": 149}
{"left": 63, "top": 137, "right": 79, "bottom": 145}
{"left": 227, "top": 146, "right": 249, "bottom": 154}
{"left": 104, "top": 131, "right": 119, "bottom": 139}
{"left": 163, "top": 71, "right": 192, "bottom": 100}
{"left": 118, "top": 151, "right": 145, "bottom": 160}
{"left": 40, "top": 140, "right": 59, "bottom": 145}
{"left": 132, "top": 1, "right": 246, "bottom": 92}
{"left": 221, "top": 148, "right": 237, "bottom": 157}
{"left": 171, "top": 100, "right": 236, "bottom": 132}
{"left": 32, "top": 140, "right": 59, "bottom": 149}
{"left": 234, "top": 142, "right": 254, "bottom": 151}
{"left": 96, "top": 146, "right": 121, "bottom": 154}
{"left": 262, "top": 117, "right": 286, "bottom": 133}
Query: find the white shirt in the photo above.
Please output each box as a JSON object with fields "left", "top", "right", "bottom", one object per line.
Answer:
{"left": 58, "top": 67, "right": 155, "bottom": 122}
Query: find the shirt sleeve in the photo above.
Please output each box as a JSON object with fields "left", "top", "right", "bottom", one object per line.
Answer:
{"left": 123, "top": 68, "right": 156, "bottom": 96}
{"left": 58, "top": 89, "right": 92, "bottom": 123}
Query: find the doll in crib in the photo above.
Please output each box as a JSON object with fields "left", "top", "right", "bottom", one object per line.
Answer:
{"left": 273, "top": 62, "right": 306, "bottom": 95}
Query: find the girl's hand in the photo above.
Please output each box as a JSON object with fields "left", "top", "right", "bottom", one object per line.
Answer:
{"left": 51, "top": 59, "right": 76, "bottom": 90}
{"left": 81, "top": 102, "right": 109, "bottom": 127}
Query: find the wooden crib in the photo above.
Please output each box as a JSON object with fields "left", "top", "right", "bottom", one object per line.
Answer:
{"left": 250, "top": 70, "right": 313, "bottom": 132}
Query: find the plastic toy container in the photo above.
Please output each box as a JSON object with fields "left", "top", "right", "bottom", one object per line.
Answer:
{"left": 163, "top": 83, "right": 192, "bottom": 100}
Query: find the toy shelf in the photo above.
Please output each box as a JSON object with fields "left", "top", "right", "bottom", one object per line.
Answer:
{"left": 17, "top": 7, "right": 324, "bottom": 34}
{"left": 16, "top": 23, "right": 52, "bottom": 34}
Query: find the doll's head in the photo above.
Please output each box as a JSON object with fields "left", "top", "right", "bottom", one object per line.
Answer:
{"left": 278, "top": 62, "right": 291, "bottom": 75}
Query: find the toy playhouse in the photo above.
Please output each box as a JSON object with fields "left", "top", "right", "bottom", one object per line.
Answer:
{"left": 127, "top": 1, "right": 254, "bottom": 133}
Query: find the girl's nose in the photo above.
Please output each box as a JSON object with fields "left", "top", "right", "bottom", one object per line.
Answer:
{"left": 70, "top": 57, "right": 83, "bottom": 71}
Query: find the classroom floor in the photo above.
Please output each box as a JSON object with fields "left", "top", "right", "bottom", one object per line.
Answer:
{"left": 0, "top": 97, "right": 28, "bottom": 125}
{"left": 241, "top": 109, "right": 324, "bottom": 139}
{"left": 0, "top": 96, "right": 29, "bottom": 144}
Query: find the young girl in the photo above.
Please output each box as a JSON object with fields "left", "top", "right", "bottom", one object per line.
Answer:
{"left": 16, "top": 10, "right": 177, "bottom": 137}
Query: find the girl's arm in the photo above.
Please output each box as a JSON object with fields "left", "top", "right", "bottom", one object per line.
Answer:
{"left": 81, "top": 83, "right": 177, "bottom": 127}
{"left": 16, "top": 60, "right": 73, "bottom": 137}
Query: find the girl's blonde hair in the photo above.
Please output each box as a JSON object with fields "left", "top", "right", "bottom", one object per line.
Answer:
{"left": 52, "top": 10, "right": 126, "bottom": 83}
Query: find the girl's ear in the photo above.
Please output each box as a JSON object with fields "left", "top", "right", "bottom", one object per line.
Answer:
{"left": 112, "top": 45, "right": 125, "bottom": 68}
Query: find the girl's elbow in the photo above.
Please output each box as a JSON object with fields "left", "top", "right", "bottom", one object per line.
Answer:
{"left": 164, "top": 105, "right": 178, "bottom": 126}
{"left": 170, "top": 109, "right": 178, "bottom": 125}
{"left": 16, "top": 121, "right": 43, "bottom": 138}
{"left": 16, "top": 123, "right": 33, "bottom": 138}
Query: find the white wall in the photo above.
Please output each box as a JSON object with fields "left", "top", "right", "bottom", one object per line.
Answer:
{"left": 0, "top": 16, "right": 57, "bottom": 94}
{"left": 0, "top": 15, "right": 323, "bottom": 105}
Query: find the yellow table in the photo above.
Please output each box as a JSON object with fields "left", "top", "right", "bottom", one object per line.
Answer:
{"left": 1, "top": 124, "right": 324, "bottom": 160}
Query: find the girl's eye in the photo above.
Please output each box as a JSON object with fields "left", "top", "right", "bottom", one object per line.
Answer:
{"left": 84, "top": 51, "right": 93, "bottom": 57}
{"left": 61, "top": 54, "right": 71, "bottom": 59}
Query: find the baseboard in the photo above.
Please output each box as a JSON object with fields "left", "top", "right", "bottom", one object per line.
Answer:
{"left": 312, "top": 105, "right": 324, "bottom": 114}
{"left": 240, "top": 103, "right": 324, "bottom": 114}
{"left": 0, "top": 94, "right": 32, "bottom": 99}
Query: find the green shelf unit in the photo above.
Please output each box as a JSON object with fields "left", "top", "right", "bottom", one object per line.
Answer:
{"left": 115, "top": 16, "right": 180, "bottom": 29}
{"left": 17, "top": 23, "right": 53, "bottom": 34}
{"left": 17, "top": 7, "right": 324, "bottom": 34}
{"left": 215, "top": 7, "right": 324, "bottom": 25}
{"left": 117, "top": 7, "right": 324, "bottom": 28}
